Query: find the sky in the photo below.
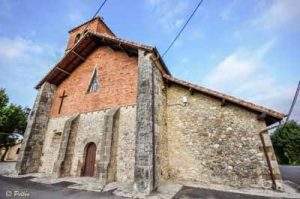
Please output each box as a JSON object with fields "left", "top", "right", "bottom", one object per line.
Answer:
{"left": 0, "top": 0, "right": 299, "bottom": 122}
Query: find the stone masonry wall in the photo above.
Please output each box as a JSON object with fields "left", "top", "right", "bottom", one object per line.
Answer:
{"left": 39, "top": 116, "right": 73, "bottom": 174}
{"left": 39, "top": 106, "right": 136, "bottom": 183}
{"left": 16, "top": 82, "right": 56, "bottom": 174}
{"left": 134, "top": 50, "right": 155, "bottom": 194}
{"left": 164, "top": 85, "right": 272, "bottom": 188}
{"left": 153, "top": 65, "right": 168, "bottom": 187}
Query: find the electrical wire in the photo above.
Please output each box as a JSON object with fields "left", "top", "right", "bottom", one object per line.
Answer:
{"left": 286, "top": 80, "right": 300, "bottom": 122}
{"left": 162, "top": 0, "right": 204, "bottom": 57}
{"left": 81, "top": 0, "right": 108, "bottom": 35}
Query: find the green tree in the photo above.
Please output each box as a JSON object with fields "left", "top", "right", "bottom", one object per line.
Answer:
{"left": 0, "top": 88, "right": 8, "bottom": 110}
{"left": 0, "top": 88, "right": 29, "bottom": 161}
{"left": 271, "top": 120, "right": 300, "bottom": 165}
{"left": 0, "top": 104, "right": 28, "bottom": 134}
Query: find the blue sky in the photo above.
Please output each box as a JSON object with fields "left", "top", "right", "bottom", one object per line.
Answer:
{"left": 0, "top": 0, "right": 299, "bottom": 121}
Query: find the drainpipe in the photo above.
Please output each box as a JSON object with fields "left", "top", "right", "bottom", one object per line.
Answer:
{"left": 258, "top": 125, "right": 278, "bottom": 189}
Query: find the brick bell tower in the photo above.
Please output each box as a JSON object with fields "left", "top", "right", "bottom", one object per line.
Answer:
{"left": 65, "top": 16, "right": 115, "bottom": 53}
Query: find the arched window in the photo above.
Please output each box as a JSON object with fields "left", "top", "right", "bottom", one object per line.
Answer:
{"left": 74, "top": 33, "right": 81, "bottom": 44}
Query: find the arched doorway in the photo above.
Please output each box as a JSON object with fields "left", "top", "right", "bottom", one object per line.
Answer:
{"left": 82, "top": 142, "right": 96, "bottom": 177}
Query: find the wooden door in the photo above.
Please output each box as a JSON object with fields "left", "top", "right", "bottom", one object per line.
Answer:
{"left": 82, "top": 142, "right": 96, "bottom": 177}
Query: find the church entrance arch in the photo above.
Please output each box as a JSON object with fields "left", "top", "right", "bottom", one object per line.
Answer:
{"left": 82, "top": 142, "right": 96, "bottom": 177}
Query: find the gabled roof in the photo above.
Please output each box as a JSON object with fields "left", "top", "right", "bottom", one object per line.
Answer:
{"left": 36, "top": 30, "right": 284, "bottom": 125}
{"left": 163, "top": 74, "right": 285, "bottom": 124}
{"left": 35, "top": 31, "right": 170, "bottom": 89}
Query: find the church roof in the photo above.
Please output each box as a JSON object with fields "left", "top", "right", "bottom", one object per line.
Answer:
{"left": 163, "top": 74, "right": 285, "bottom": 124}
{"left": 36, "top": 29, "right": 284, "bottom": 124}
{"left": 35, "top": 31, "right": 170, "bottom": 89}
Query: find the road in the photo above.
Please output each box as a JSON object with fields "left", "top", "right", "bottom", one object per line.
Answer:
{"left": 0, "top": 175, "right": 123, "bottom": 199}
{"left": 0, "top": 175, "right": 282, "bottom": 199}
{"left": 0, "top": 164, "right": 299, "bottom": 199}
{"left": 172, "top": 186, "right": 279, "bottom": 199}
{"left": 280, "top": 165, "right": 300, "bottom": 185}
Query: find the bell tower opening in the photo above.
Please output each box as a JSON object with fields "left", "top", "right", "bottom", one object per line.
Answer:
{"left": 65, "top": 16, "right": 115, "bottom": 52}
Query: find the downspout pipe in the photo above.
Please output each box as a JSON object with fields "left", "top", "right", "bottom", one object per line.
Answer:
{"left": 258, "top": 125, "right": 279, "bottom": 190}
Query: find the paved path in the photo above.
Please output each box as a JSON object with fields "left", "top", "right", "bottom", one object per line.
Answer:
{"left": 0, "top": 175, "right": 123, "bottom": 199}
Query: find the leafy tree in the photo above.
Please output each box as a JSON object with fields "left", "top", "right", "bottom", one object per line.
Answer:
{"left": 0, "top": 88, "right": 29, "bottom": 161}
{"left": 0, "top": 89, "right": 9, "bottom": 128}
{"left": 271, "top": 120, "right": 300, "bottom": 165}
{"left": 0, "top": 104, "right": 28, "bottom": 134}
{"left": 0, "top": 88, "right": 8, "bottom": 110}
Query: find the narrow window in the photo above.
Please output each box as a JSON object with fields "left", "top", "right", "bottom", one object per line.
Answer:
{"left": 74, "top": 33, "right": 81, "bottom": 43}
{"left": 16, "top": 148, "right": 20, "bottom": 154}
{"left": 87, "top": 68, "right": 100, "bottom": 93}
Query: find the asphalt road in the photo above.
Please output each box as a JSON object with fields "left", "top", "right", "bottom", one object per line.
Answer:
{"left": 0, "top": 175, "right": 123, "bottom": 199}
{"left": 0, "top": 175, "right": 281, "bottom": 199}
{"left": 1, "top": 165, "right": 299, "bottom": 199}
{"left": 280, "top": 165, "right": 300, "bottom": 185}
{"left": 173, "top": 186, "right": 279, "bottom": 199}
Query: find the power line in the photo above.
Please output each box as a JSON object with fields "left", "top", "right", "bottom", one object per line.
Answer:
{"left": 162, "top": 0, "right": 204, "bottom": 57}
{"left": 274, "top": 80, "right": 300, "bottom": 132}
{"left": 286, "top": 80, "right": 300, "bottom": 122}
{"left": 82, "top": 0, "right": 109, "bottom": 35}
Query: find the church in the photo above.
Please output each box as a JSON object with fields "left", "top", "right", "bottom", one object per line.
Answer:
{"left": 16, "top": 17, "right": 285, "bottom": 194}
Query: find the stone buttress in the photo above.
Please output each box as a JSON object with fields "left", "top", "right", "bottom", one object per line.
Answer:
{"left": 16, "top": 82, "right": 56, "bottom": 174}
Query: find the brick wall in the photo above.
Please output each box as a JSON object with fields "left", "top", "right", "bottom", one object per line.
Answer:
{"left": 50, "top": 46, "right": 138, "bottom": 118}
{"left": 66, "top": 19, "right": 114, "bottom": 51}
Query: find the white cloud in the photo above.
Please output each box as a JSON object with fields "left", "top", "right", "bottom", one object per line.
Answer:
{"left": 203, "top": 40, "right": 299, "bottom": 121}
{"left": 255, "top": 0, "right": 300, "bottom": 29}
{"left": 0, "top": 37, "right": 43, "bottom": 60}
{"left": 146, "top": 0, "right": 189, "bottom": 32}
{"left": 204, "top": 40, "right": 274, "bottom": 88}
{"left": 0, "top": 36, "right": 62, "bottom": 107}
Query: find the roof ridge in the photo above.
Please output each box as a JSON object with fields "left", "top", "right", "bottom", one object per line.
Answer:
{"left": 89, "top": 31, "right": 154, "bottom": 50}
{"left": 163, "top": 74, "right": 285, "bottom": 120}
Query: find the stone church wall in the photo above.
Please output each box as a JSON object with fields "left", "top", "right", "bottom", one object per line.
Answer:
{"left": 40, "top": 116, "right": 72, "bottom": 174}
{"left": 39, "top": 105, "right": 136, "bottom": 183}
{"left": 164, "top": 85, "right": 272, "bottom": 188}
{"left": 153, "top": 65, "right": 168, "bottom": 186}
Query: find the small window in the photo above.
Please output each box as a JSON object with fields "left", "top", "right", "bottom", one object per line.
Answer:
{"left": 74, "top": 33, "right": 81, "bottom": 43}
{"left": 87, "top": 68, "right": 100, "bottom": 93}
{"left": 16, "top": 148, "right": 20, "bottom": 154}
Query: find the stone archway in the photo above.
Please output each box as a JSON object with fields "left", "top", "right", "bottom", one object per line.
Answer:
{"left": 82, "top": 142, "right": 96, "bottom": 177}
